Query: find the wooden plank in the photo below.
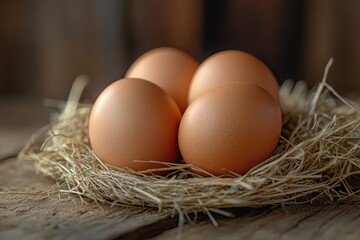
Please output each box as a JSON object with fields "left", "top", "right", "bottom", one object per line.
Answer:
{"left": 0, "top": 158, "right": 175, "bottom": 240}
{"left": 153, "top": 198, "right": 360, "bottom": 240}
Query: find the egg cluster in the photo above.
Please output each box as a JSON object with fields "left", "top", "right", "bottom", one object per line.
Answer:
{"left": 89, "top": 47, "right": 282, "bottom": 176}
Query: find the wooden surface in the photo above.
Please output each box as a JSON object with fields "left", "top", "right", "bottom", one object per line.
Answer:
{"left": 1, "top": 99, "right": 360, "bottom": 240}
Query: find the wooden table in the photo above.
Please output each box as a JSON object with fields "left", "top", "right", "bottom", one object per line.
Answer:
{"left": 1, "top": 99, "right": 360, "bottom": 240}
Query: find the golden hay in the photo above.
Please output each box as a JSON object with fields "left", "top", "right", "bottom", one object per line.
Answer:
{"left": 19, "top": 60, "right": 360, "bottom": 220}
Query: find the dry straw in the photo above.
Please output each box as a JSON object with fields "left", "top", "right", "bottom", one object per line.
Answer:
{"left": 19, "top": 59, "right": 360, "bottom": 221}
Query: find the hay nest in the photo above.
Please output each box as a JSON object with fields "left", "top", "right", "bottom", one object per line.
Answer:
{"left": 19, "top": 60, "right": 360, "bottom": 219}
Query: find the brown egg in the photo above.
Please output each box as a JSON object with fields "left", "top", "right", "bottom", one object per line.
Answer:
{"left": 188, "top": 50, "right": 279, "bottom": 104}
{"left": 179, "top": 83, "right": 282, "bottom": 176}
{"left": 125, "top": 47, "right": 199, "bottom": 113}
{"left": 89, "top": 78, "right": 181, "bottom": 172}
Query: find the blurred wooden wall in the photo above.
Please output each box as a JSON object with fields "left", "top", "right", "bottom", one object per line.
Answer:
{"left": 0, "top": 1, "right": 32, "bottom": 96}
{"left": 202, "top": 0, "right": 303, "bottom": 84}
{"left": 0, "top": 0, "right": 129, "bottom": 101}
{"left": 0, "top": 0, "right": 203, "bottom": 101}
{"left": 302, "top": 0, "right": 360, "bottom": 95}
{"left": 33, "top": 0, "right": 128, "bottom": 101}
{"left": 0, "top": 0, "right": 360, "bottom": 101}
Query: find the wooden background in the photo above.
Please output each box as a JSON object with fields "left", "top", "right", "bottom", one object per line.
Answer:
{"left": 1, "top": 0, "right": 360, "bottom": 101}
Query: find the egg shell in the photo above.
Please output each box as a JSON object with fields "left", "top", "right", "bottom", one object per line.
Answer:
{"left": 125, "top": 47, "right": 199, "bottom": 113}
{"left": 89, "top": 78, "right": 182, "bottom": 172}
{"left": 179, "top": 83, "right": 282, "bottom": 176}
{"left": 188, "top": 50, "right": 279, "bottom": 104}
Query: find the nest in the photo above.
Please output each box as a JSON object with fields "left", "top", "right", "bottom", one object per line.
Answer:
{"left": 19, "top": 60, "right": 360, "bottom": 222}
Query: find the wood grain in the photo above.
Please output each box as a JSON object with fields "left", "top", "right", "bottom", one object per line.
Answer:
{"left": 0, "top": 158, "right": 175, "bottom": 240}
{"left": 154, "top": 200, "right": 360, "bottom": 240}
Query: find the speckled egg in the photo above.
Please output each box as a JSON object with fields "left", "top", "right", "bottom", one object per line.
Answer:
{"left": 89, "top": 78, "right": 181, "bottom": 172}
{"left": 179, "top": 83, "right": 282, "bottom": 176}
